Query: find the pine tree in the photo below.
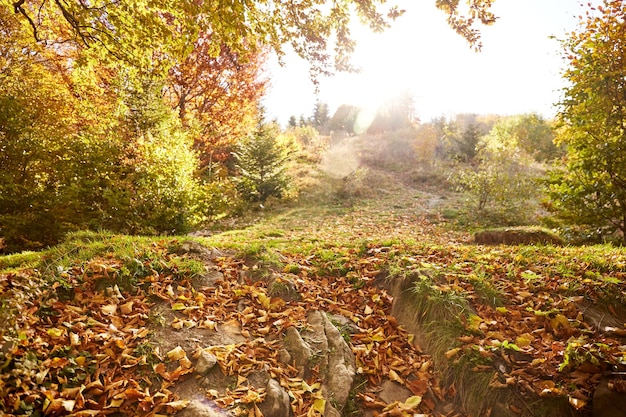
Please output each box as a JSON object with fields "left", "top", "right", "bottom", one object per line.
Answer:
{"left": 233, "top": 122, "right": 290, "bottom": 203}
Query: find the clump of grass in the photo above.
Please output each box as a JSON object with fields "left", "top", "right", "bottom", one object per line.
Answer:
{"left": 391, "top": 269, "right": 521, "bottom": 416}
{"left": 405, "top": 278, "right": 470, "bottom": 374}
{"left": 446, "top": 359, "right": 500, "bottom": 416}
{"left": 467, "top": 270, "right": 505, "bottom": 307}
{"left": 0, "top": 251, "right": 40, "bottom": 271}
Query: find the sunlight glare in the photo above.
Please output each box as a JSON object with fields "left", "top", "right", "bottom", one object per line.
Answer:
{"left": 329, "top": 52, "right": 416, "bottom": 134}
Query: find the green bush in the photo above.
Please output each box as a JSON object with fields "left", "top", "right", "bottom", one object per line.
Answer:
{"left": 0, "top": 61, "right": 205, "bottom": 252}
{"left": 452, "top": 135, "right": 542, "bottom": 225}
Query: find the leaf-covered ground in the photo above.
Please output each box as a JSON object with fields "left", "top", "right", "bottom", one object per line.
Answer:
{"left": 2, "top": 178, "right": 626, "bottom": 417}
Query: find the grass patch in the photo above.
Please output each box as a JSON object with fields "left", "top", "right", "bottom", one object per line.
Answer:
{"left": 474, "top": 226, "right": 564, "bottom": 245}
{"left": 0, "top": 251, "right": 40, "bottom": 271}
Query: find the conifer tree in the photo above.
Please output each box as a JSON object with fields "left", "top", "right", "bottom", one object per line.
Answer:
{"left": 233, "top": 121, "right": 290, "bottom": 203}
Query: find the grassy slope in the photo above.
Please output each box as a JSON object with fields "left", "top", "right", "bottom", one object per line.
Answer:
{"left": 2, "top": 164, "right": 626, "bottom": 417}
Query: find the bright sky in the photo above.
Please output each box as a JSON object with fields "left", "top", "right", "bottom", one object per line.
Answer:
{"left": 263, "top": 0, "right": 584, "bottom": 125}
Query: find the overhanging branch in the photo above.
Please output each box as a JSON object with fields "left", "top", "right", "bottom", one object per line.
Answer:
{"left": 13, "top": 0, "right": 40, "bottom": 42}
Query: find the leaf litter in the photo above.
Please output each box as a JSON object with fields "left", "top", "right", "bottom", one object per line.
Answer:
{"left": 2, "top": 195, "right": 626, "bottom": 416}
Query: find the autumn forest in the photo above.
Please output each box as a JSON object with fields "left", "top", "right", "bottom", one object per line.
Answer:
{"left": 2, "top": 1, "right": 626, "bottom": 417}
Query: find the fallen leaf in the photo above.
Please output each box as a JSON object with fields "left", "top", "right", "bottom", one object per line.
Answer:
{"left": 311, "top": 398, "right": 326, "bottom": 414}
{"left": 569, "top": 396, "right": 586, "bottom": 410}
{"left": 47, "top": 328, "right": 64, "bottom": 338}
{"left": 167, "top": 346, "right": 187, "bottom": 361}
{"left": 101, "top": 304, "right": 117, "bottom": 315}
{"left": 120, "top": 301, "right": 134, "bottom": 314}
{"left": 399, "top": 395, "right": 422, "bottom": 410}
{"left": 550, "top": 314, "right": 570, "bottom": 330}
{"left": 166, "top": 399, "right": 190, "bottom": 410}
{"left": 515, "top": 333, "right": 534, "bottom": 348}
{"left": 388, "top": 369, "right": 404, "bottom": 384}
{"left": 445, "top": 347, "right": 461, "bottom": 359}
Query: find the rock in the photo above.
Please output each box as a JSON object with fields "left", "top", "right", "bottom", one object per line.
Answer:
{"left": 323, "top": 406, "right": 342, "bottom": 417}
{"left": 178, "top": 241, "right": 214, "bottom": 257}
{"left": 247, "top": 369, "right": 270, "bottom": 390}
{"left": 178, "top": 398, "right": 232, "bottom": 416}
{"left": 303, "top": 311, "right": 356, "bottom": 414}
{"left": 268, "top": 274, "right": 301, "bottom": 302}
{"left": 283, "top": 326, "right": 313, "bottom": 377}
{"left": 278, "top": 348, "right": 291, "bottom": 365}
{"left": 379, "top": 380, "right": 412, "bottom": 404}
{"left": 259, "top": 378, "right": 292, "bottom": 417}
{"left": 196, "top": 350, "right": 218, "bottom": 375}
{"left": 281, "top": 310, "right": 356, "bottom": 415}
{"left": 321, "top": 313, "right": 356, "bottom": 406}
{"left": 593, "top": 377, "right": 626, "bottom": 417}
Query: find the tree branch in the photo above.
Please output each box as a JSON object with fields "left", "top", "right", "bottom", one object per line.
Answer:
{"left": 13, "top": 0, "right": 40, "bottom": 42}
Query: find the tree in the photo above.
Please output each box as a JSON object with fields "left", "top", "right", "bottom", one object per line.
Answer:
{"left": 548, "top": 0, "right": 626, "bottom": 243}
{"left": 299, "top": 115, "right": 310, "bottom": 127}
{"left": 487, "top": 114, "right": 559, "bottom": 162}
{"left": 0, "top": 8, "right": 121, "bottom": 251}
{"left": 0, "top": 6, "right": 206, "bottom": 251}
{"left": 312, "top": 101, "right": 331, "bottom": 132}
{"left": 165, "top": 31, "right": 267, "bottom": 169}
{"left": 104, "top": 75, "right": 204, "bottom": 235}
{"left": 328, "top": 104, "right": 360, "bottom": 134}
{"left": 233, "top": 121, "right": 290, "bottom": 203}
{"left": 438, "top": 114, "right": 494, "bottom": 161}
{"left": 367, "top": 91, "right": 417, "bottom": 133}
{"left": 8, "top": 0, "right": 496, "bottom": 77}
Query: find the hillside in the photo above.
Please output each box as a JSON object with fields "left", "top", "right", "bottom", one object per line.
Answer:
{"left": 2, "top": 159, "right": 626, "bottom": 417}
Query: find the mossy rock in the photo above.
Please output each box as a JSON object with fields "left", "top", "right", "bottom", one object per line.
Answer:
{"left": 268, "top": 274, "right": 301, "bottom": 302}
{"left": 474, "top": 227, "right": 564, "bottom": 246}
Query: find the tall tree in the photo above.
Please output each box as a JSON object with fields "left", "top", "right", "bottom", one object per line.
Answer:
{"left": 548, "top": 0, "right": 626, "bottom": 243}
{"left": 438, "top": 114, "right": 494, "bottom": 161}
{"left": 367, "top": 91, "right": 416, "bottom": 133}
{"left": 165, "top": 32, "right": 267, "bottom": 169}
{"left": 312, "top": 101, "right": 331, "bottom": 132}
{"left": 328, "top": 104, "right": 359, "bottom": 134}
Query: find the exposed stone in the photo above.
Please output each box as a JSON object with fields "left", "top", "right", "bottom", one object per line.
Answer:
{"left": 247, "top": 369, "right": 270, "bottom": 390}
{"left": 303, "top": 311, "right": 356, "bottom": 414}
{"left": 280, "top": 311, "right": 356, "bottom": 415}
{"left": 177, "top": 398, "right": 232, "bottom": 417}
{"left": 322, "top": 313, "right": 356, "bottom": 406}
{"left": 379, "top": 380, "right": 412, "bottom": 404}
{"left": 593, "top": 378, "right": 626, "bottom": 417}
{"left": 259, "top": 378, "right": 292, "bottom": 417}
{"left": 268, "top": 274, "right": 301, "bottom": 302}
{"left": 176, "top": 241, "right": 224, "bottom": 288}
{"left": 196, "top": 350, "right": 218, "bottom": 375}
{"left": 327, "top": 313, "right": 357, "bottom": 334}
{"left": 178, "top": 241, "right": 214, "bottom": 258}
{"left": 283, "top": 326, "right": 313, "bottom": 377}
{"left": 278, "top": 348, "right": 292, "bottom": 365}
{"left": 323, "top": 406, "right": 342, "bottom": 417}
